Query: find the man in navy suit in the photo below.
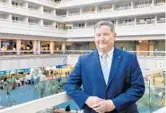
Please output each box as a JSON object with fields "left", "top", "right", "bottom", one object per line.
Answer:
{"left": 64, "top": 21, "right": 145, "bottom": 113}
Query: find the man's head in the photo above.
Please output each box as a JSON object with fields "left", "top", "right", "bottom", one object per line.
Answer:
{"left": 94, "top": 21, "right": 116, "bottom": 53}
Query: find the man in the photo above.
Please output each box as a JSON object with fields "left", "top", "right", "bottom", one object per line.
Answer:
{"left": 64, "top": 21, "right": 145, "bottom": 113}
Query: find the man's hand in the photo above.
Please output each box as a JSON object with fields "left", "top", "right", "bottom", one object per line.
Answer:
{"left": 92, "top": 100, "right": 115, "bottom": 113}
{"left": 85, "top": 96, "right": 104, "bottom": 108}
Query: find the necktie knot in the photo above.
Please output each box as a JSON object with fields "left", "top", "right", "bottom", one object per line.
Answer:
{"left": 102, "top": 54, "right": 108, "bottom": 59}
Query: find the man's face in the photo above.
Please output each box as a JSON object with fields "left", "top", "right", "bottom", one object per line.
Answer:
{"left": 95, "top": 25, "right": 115, "bottom": 53}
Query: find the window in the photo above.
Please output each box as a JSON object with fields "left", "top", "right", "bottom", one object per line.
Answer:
{"left": 28, "top": 4, "right": 39, "bottom": 11}
{"left": 98, "top": 5, "right": 112, "bottom": 12}
{"left": 12, "top": 15, "right": 23, "bottom": 23}
{"left": 156, "top": 0, "right": 165, "bottom": 5}
{"left": 53, "top": 0, "right": 61, "bottom": 3}
{"left": 0, "top": 0, "right": 7, "bottom": 3}
{"left": 68, "top": 9, "right": 79, "bottom": 15}
{"left": 12, "top": 16, "right": 18, "bottom": 22}
{"left": 118, "top": 19, "right": 134, "bottom": 26}
{"left": 135, "top": 0, "right": 152, "bottom": 8}
{"left": 28, "top": 18, "right": 38, "bottom": 25}
{"left": 12, "top": 1, "right": 23, "bottom": 7}
{"left": 115, "top": 3, "right": 131, "bottom": 10}
{"left": 83, "top": 7, "right": 95, "bottom": 13}
{"left": 157, "top": 16, "right": 165, "bottom": 23}
{"left": 43, "top": 21, "right": 53, "bottom": 27}
{"left": 43, "top": 7, "right": 53, "bottom": 14}
{"left": 0, "top": 14, "right": 7, "bottom": 21}
{"left": 137, "top": 17, "right": 155, "bottom": 24}
{"left": 78, "top": 23, "right": 85, "bottom": 28}
{"left": 87, "top": 21, "right": 97, "bottom": 27}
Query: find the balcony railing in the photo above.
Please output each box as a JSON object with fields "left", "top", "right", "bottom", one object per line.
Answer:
{"left": 0, "top": 68, "right": 165, "bottom": 113}
{"left": 0, "top": 50, "right": 165, "bottom": 56}
{"left": 0, "top": 92, "right": 71, "bottom": 113}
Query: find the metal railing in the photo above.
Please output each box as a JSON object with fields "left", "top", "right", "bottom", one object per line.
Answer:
{"left": 0, "top": 92, "right": 71, "bottom": 113}
{"left": 0, "top": 50, "right": 164, "bottom": 56}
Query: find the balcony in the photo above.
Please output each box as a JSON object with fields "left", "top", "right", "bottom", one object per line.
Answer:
{"left": 0, "top": 2, "right": 62, "bottom": 22}
{"left": 67, "top": 23, "right": 165, "bottom": 39}
{"left": 56, "top": 0, "right": 113, "bottom": 9}
{"left": 0, "top": 20, "right": 67, "bottom": 38}
{"left": 64, "top": 3, "right": 165, "bottom": 22}
{"left": 0, "top": 68, "right": 165, "bottom": 113}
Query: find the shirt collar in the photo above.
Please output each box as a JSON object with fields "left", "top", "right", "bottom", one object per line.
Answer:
{"left": 98, "top": 47, "right": 114, "bottom": 58}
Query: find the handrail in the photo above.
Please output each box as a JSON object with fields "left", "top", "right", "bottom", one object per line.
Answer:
{"left": 0, "top": 92, "right": 71, "bottom": 113}
{"left": 0, "top": 50, "right": 165, "bottom": 56}
{"left": 142, "top": 68, "right": 165, "bottom": 76}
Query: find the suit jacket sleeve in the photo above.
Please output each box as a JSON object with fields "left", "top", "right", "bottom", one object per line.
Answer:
{"left": 64, "top": 56, "right": 89, "bottom": 109}
{"left": 112, "top": 54, "right": 145, "bottom": 111}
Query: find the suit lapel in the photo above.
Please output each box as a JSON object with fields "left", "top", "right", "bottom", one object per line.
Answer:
{"left": 106, "top": 47, "right": 123, "bottom": 89}
{"left": 93, "top": 50, "right": 107, "bottom": 87}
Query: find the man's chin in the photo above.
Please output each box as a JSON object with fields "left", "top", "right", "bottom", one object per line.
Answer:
{"left": 98, "top": 48, "right": 107, "bottom": 53}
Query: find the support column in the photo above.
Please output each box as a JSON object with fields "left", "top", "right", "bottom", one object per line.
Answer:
{"left": 53, "top": 9, "right": 56, "bottom": 15}
{"left": 116, "top": 19, "right": 118, "bottom": 27}
{"left": 24, "top": 2, "right": 28, "bottom": 10}
{"left": 33, "top": 40, "right": 37, "bottom": 54}
{"left": 16, "top": 39, "right": 21, "bottom": 55}
{"left": 80, "top": 8, "right": 82, "bottom": 15}
{"left": 8, "top": 0, "right": 11, "bottom": 6}
{"left": 131, "top": 0, "right": 134, "bottom": 9}
{"left": 50, "top": 41, "right": 55, "bottom": 54}
{"left": 85, "top": 22, "right": 87, "bottom": 28}
{"left": 40, "top": 19, "right": 43, "bottom": 26}
{"left": 149, "top": 41, "right": 154, "bottom": 56}
{"left": 66, "top": 9, "right": 69, "bottom": 16}
{"left": 154, "top": 15, "right": 157, "bottom": 24}
{"left": 62, "top": 42, "right": 66, "bottom": 53}
{"left": 134, "top": 17, "right": 137, "bottom": 26}
{"left": 95, "top": 6, "right": 98, "bottom": 13}
{"left": 40, "top": 6, "right": 43, "bottom": 13}
{"left": 25, "top": 17, "right": 28, "bottom": 24}
{"left": 112, "top": 4, "right": 115, "bottom": 11}
{"left": 53, "top": 22, "right": 56, "bottom": 28}
{"left": 37, "top": 41, "right": 40, "bottom": 54}
{"left": 0, "top": 39, "right": 1, "bottom": 51}
{"left": 8, "top": 14, "right": 12, "bottom": 22}
{"left": 152, "top": 0, "right": 154, "bottom": 6}
{"left": 136, "top": 41, "right": 140, "bottom": 56}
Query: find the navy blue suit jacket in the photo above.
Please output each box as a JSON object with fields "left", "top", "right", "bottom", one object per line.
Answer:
{"left": 64, "top": 47, "right": 145, "bottom": 113}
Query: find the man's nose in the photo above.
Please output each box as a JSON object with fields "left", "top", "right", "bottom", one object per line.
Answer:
{"left": 100, "top": 35, "right": 105, "bottom": 40}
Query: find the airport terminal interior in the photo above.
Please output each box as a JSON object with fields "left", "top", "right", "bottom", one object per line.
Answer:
{"left": 0, "top": 0, "right": 165, "bottom": 113}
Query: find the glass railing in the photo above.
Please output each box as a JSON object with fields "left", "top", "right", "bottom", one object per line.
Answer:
{"left": 0, "top": 68, "right": 165, "bottom": 113}
{"left": 137, "top": 69, "right": 166, "bottom": 113}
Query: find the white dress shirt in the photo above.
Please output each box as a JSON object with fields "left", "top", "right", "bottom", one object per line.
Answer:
{"left": 98, "top": 47, "right": 114, "bottom": 84}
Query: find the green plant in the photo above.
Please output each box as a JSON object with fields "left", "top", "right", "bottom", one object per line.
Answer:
{"left": 33, "top": 78, "right": 66, "bottom": 98}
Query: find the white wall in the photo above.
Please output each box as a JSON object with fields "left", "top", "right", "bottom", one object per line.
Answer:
{"left": 0, "top": 55, "right": 67, "bottom": 70}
